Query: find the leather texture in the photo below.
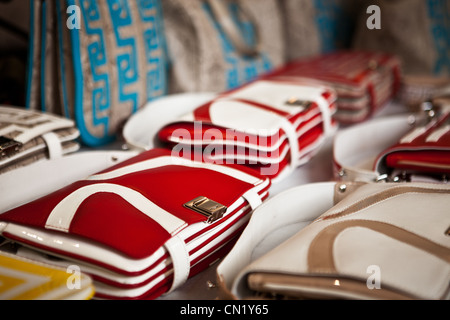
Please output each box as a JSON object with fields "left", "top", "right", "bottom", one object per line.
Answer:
{"left": 220, "top": 182, "right": 450, "bottom": 300}
{"left": 375, "top": 106, "right": 450, "bottom": 176}
{"left": 157, "top": 79, "right": 337, "bottom": 182}
{"left": 0, "top": 148, "right": 270, "bottom": 300}
{"left": 0, "top": 150, "right": 138, "bottom": 214}
{"left": 266, "top": 50, "right": 402, "bottom": 124}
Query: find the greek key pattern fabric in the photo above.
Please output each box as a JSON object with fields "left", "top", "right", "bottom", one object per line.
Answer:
{"left": 66, "top": 0, "right": 168, "bottom": 146}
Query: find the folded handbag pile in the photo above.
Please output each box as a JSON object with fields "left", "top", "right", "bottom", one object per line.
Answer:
{"left": 0, "top": 148, "right": 270, "bottom": 300}
{"left": 0, "top": 105, "right": 79, "bottom": 174}
{"left": 266, "top": 50, "right": 402, "bottom": 124}
{"left": 157, "top": 79, "right": 337, "bottom": 182}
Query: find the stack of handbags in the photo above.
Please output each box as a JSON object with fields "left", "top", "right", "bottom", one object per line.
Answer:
{"left": 266, "top": 50, "right": 402, "bottom": 124}
{"left": 217, "top": 99, "right": 450, "bottom": 300}
{"left": 217, "top": 181, "right": 450, "bottom": 300}
{"left": 0, "top": 148, "right": 270, "bottom": 300}
{"left": 0, "top": 105, "right": 79, "bottom": 174}
{"left": 157, "top": 79, "right": 338, "bottom": 182}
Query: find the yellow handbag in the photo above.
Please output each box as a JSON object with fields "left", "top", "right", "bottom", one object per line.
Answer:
{"left": 0, "top": 249, "right": 94, "bottom": 300}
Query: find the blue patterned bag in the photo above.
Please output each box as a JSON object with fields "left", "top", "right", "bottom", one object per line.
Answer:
{"left": 26, "top": 0, "right": 169, "bottom": 146}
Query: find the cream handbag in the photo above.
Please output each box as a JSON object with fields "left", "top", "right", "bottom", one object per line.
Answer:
{"left": 217, "top": 181, "right": 450, "bottom": 300}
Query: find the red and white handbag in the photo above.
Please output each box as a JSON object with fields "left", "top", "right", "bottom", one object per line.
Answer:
{"left": 333, "top": 99, "right": 450, "bottom": 183}
{"left": 157, "top": 79, "right": 337, "bottom": 182}
{"left": 266, "top": 50, "right": 402, "bottom": 124}
{"left": 0, "top": 148, "right": 270, "bottom": 300}
{"left": 374, "top": 100, "right": 450, "bottom": 180}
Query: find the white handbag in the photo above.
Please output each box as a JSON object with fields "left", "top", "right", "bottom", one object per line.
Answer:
{"left": 217, "top": 181, "right": 450, "bottom": 300}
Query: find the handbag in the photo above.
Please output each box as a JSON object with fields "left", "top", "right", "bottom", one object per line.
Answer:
{"left": 334, "top": 99, "right": 450, "bottom": 183}
{"left": 266, "top": 50, "right": 402, "bottom": 124}
{"left": 0, "top": 248, "right": 94, "bottom": 300}
{"left": 162, "top": 0, "right": 285, "bottom": 94}
{"left": 218, "top": 181, "right": 450, "bottom": 300}
{"left": 374, "top": 98, "right": 450, "bottom": 180}
{"left": 0, "top": 105, "right": 79, "bottom": 175}
{"left": 0, "top": 148, "right": 270, "bottom": 300}
{"left": 156, "top": 79, "right": 337, "bottom": 182}
{"left": 26, "top": 0, "right": 169, "bottom": 146}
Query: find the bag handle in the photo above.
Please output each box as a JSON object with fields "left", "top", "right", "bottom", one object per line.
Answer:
{"left": 206, "top": 0, "right": 260, "bottom": 57}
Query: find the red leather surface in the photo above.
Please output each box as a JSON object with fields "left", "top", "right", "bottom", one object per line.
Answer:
{"left": 0, "top": 149, "right": 268, "bottom": 261}
{"left": 376, "top": 113, "right": 450, "bottom": 174}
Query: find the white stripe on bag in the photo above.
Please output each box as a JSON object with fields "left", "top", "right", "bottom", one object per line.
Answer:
{"left": 86, "top": 156, "right": 261, "bottom": 185}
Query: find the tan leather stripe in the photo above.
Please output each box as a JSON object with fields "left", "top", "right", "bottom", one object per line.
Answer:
{"left": 247, "top": 273, "right": 413, "bottom": 300}
{"left": 321, "top": 186, "right": 450, "bottom": 221}
{"left": 308, "top": 220, "right": 450, "bottom": 273}
{"left": 397, "top": 160, "right": 450, "bottom": 170}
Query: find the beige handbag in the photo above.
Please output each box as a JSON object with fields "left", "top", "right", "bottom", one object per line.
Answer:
{"left": 162, "top": 0, "right": 285, "bottom": 94}
{"left": 218, "top": 182, "right": 450, "bottom": 300}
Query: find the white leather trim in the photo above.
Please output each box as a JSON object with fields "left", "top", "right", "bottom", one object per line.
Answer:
{"left": 123, "top": 93, "right": 217, "bottom": 151}
{"left": 242, "top": 190, "right": 263, "bottom": 211}
{"left": 86, "top": 155, "right": 262, "bottom": 186}
{"left": 315, "top": 95, "right": 333, "bottom": 137}
{"left": 42, "top": 132, "right": 63, "bottom": 159}
{"left": 426, "top": 124, "right": 450, "bottom": 142}
{"left": 217, "top": 182, "right": 336, "bottom": 298}
{"left": 224, "top": 80, "right": 329, "bottom": 115}
{"left": 45, "top": 183, "right": 187, "bottom": 235}
{"left": 399, "top": 126, "right": 428, "bottom": 144}
{"left": 0, "top": 121, "right": 72, "bottom": 144}
{"left": 280, "top": 118, "right": 300, "bottom": 169}
{"left": 164, "top": 236, "right": 190, "bottom": 293}
{"left": 0, "top": 150, "right": 138, "bottom": 214}
{"left": 333, "top": 115, "right": 412, "bottom": 182}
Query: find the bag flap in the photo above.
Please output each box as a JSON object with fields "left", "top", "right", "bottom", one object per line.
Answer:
{"left": 0, "top": 149, "right": 268, "bottom": 262}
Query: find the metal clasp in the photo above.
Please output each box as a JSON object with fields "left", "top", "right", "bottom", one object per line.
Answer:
{"left": 284, "top": 97, "right": 312, "bottom": 110}
{"left": 184, "top": 196, "right": 227, "bottom": 223}
{"left": 0, "top": 136, "right": 22, "bottom": 158}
